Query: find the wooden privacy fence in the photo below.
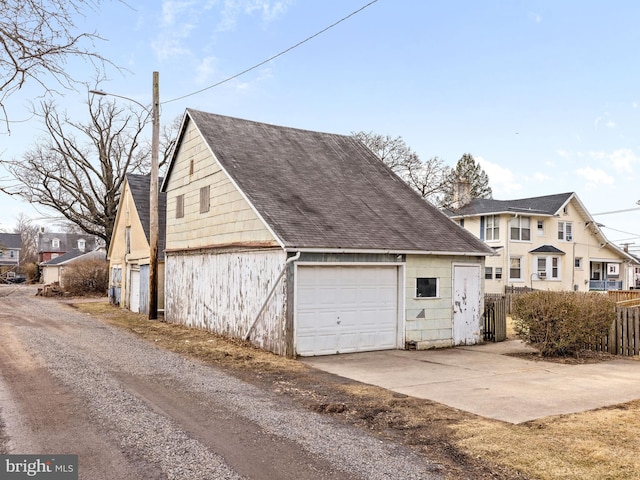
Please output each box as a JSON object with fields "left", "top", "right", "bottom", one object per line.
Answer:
{"left": 483, "top": 294, "right": 507, "bottom": 342}
{"left": 586, "top": 306, "right": 640, "bottom": 356}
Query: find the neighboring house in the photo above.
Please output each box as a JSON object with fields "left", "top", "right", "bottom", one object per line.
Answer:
{"left": 161, "top": 109, "right": 494, "bottom": 357}
{"left": 446, "top": 186, "right": 639, "bottom": 293}
{"left": 108, "top": 173, "right": 166, "bottom": 313}
{"left": 38, "top": 231, "right": 100, "bottom": 263}
{"left": 40, "top": 248, "right": 106, "bottom": 286}
{"left": 0, "top": 233, "right": 22, "bottom": 276}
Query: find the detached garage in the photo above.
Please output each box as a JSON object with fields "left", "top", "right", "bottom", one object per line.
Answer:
{"left": 162, "top": 110, "right": 494, "bottom": 356}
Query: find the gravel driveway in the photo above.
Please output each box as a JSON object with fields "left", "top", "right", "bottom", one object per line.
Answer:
{"left": 0, "top": 285, "right": 444, "bottom": 479}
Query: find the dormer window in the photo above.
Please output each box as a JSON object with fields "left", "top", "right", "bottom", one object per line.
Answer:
{"left": 52, "top": 238, "right": 60, "bottom": 248}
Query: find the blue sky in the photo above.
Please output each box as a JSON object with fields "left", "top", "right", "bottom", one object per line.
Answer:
{"left": 2, "top": 0, "right": 640, "bottom": 251}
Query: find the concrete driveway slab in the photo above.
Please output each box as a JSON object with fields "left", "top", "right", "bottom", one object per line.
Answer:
{"left": 301, "top": 340, "right": 640, "bottom": 424}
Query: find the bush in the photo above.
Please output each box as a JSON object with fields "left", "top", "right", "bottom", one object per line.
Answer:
{"left": 61, "top": 259, "right": 109, "bottom": 296}
{"left": 512, "top": 291, "right": 616, "bottom": 358}
{"left": 24, "top": 262, "right": 40, "bottom": 284}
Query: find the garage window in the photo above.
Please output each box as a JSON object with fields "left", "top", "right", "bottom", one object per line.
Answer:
{"left": 416, "top": 277, "right": 438, "bottom": 298}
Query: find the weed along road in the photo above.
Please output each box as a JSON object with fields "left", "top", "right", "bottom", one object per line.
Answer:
{"left": 0, "top": 286, "right": 441, "bottom": 480}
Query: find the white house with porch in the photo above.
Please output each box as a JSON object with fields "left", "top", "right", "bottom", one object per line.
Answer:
{"left": 446, "top": 187, "right": 639, "bottom": 293}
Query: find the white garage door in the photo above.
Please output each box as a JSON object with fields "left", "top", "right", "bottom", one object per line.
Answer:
{"left": 296, "top": 265, "right": 400, "bottom": 356}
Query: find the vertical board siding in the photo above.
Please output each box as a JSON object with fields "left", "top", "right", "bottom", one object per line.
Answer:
{"left": 165, "top": 249, "right": 288, "bottom": 355}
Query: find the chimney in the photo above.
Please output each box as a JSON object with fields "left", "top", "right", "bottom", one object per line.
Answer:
{"left": 452, "top": 178, "right": 471, "bottom": 209}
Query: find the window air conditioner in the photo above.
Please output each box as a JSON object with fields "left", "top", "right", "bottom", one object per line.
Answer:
{"left": 538, "top": 272, "right": 547, "bottom": 278}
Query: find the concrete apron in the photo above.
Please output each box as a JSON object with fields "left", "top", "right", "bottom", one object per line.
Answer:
{"left": 301, "top": 340, "right": 640, "bottom": 424}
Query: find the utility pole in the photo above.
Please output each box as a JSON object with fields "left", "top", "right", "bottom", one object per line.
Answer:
{"left": 89, "top": 72, "right": 161, "bottom": 320}
{"left": 149, "top": 71, "right": 159, "bottom": 320}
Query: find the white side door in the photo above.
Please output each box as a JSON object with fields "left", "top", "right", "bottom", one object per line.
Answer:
{"left": 452, "top": 264, "right": 482, "bottom": 346}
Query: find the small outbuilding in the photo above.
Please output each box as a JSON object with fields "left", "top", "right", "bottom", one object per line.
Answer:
{"left": 108, "top": 173, "right": 166, "bottom": 313}
{"left": 161, "top": 110, "right": 494, "bottom": 356}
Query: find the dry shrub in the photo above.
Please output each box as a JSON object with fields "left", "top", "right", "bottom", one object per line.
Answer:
{"left": 24, "top": 262, "right": 40, "bottom": 283}
{"left": 62, "top": 259, "right": 108, "bottom": 296}
{"left": 512, "top": 291, "right": 615, "bottom": 357}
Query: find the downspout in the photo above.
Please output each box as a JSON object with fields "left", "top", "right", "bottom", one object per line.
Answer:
{"left": 243, "top": 251, "right": 301, "bottom": 341}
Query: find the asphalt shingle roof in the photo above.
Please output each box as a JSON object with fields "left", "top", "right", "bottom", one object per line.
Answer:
{"left": 37, "top": 232, "right": 99, "bottom": 253}
{"left": 529, "top": 245, "right": 566, "bottom": 255}
{"left": 174, "top": 109, "right": 493, "bottom": 255}
{"left": 447, "top": 193, "right": 575, "bottom": 217}
{"left": 0, "top": 233, "right": 21, "bottom": 249}
{"left": 126, "top": 173, "right": 167, "bottom": 260}
{"left": 41, "top": 248, "right": 106, "bottom": 265}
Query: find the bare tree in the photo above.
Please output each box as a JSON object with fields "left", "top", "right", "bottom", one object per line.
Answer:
{"left": 0, "top": 95, "right": 149, "bottom": 250}
{"left": 13, "top": 213, "right": 40, "bottom": 266}
{"left": 0, "top": 0, "right": 114, "bottom": 130}
{"left": 352, "top": 131, "right": 450, "bottom": 205}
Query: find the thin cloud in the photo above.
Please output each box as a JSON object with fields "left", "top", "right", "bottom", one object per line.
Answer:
{"left": 476, "top": 156, "right": 522, "bottom": 196}
{"left": 195, "top": 56, "right": 217, "bottom": 84}
{"left": 528, "top": 11, "right": 543, "bottom": 23}
{"left": 576, "top": 166, "right": 614, "bottom": 185}
{"left": 588, "top": 148, "right": 638, "bottom": 173}
{"left": 218, "top": 0, "right": 292, "bottom": 31}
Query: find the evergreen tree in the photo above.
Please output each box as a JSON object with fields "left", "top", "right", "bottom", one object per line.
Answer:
{"left": 441, "top": 153, "right": 492, "bottom": 208}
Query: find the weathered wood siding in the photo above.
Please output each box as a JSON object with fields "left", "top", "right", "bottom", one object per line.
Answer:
{"left": 165, "top": 248, "right": 289, "bottom": 354}
{"left": 165, "top": 119, "right": 279, "bottom": 250}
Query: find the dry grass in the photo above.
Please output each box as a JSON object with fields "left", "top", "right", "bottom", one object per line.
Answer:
{"left": 74, "top": 301, "right": 640, "bottom": 480}
{"left": 451, "top": 403, "right": 640, "bottom": 480}
{"left": 73, "top": 301, "right": 305, "bottom": 373}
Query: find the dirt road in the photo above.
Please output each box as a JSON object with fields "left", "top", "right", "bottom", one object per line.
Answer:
{"left": 0, "top": 285, "right": 442, "bottom": 479}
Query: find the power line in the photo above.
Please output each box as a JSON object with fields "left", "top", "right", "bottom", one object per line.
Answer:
{"left": 163, "top": 0, "right": 379, "bottom": 105}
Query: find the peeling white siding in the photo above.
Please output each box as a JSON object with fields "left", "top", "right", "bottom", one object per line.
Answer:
{"left": 165, "top": 249, "right": 289, "bottom": 354}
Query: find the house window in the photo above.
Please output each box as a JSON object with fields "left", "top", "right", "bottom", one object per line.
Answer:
{"left": 52, "top": 238, "right": 60, "bottom": 248}
{"left": 459, "top": 219, "right": 464, "bottom": 228}
{"left": 176, "top": 194, "right": 184, "bottom": 218}
{"left": 575, "top": 257, "right": 582, "bottom": 269}
{"left": 558, "top": 221, "right": 573, "bottom": 241}
{"left": 495, "top": 267, "right": 503, "bottom": 280}
{"left": 510, "top": 217, "right": 530, "bottom": 241}
{"left": 509, "top": 257, "right": 522, "bottom": 280}
{"left": 200, "top": 185, "right": 210, "bottom": 214}
{"left": 536, "top": 256, "right": 561, "bottom": 279}
{"left": 78, "top": 239, "right": 86, "bottom": 251}
{"left": 484, "top": 215, "right": 499, "bottom": 241}
{"left": 51, "top": 253, "right": 59, "bottom": 259}
{"left": 125, "top": 227, "right": 131, "bottom": 254}
{"left": 485, "top": 267, "right": 493, "bottom": 280}
{"left": 9, "top": 250, "right": 14, "bottom": 258}
{"left": 416, "top": 277, "right": 438, "bottom": 298}
{"left": 537, "top": 220, "right": 544, "bottom": 236}
{"left": 537, "top": 257, "right": 546, "bottom": 277}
